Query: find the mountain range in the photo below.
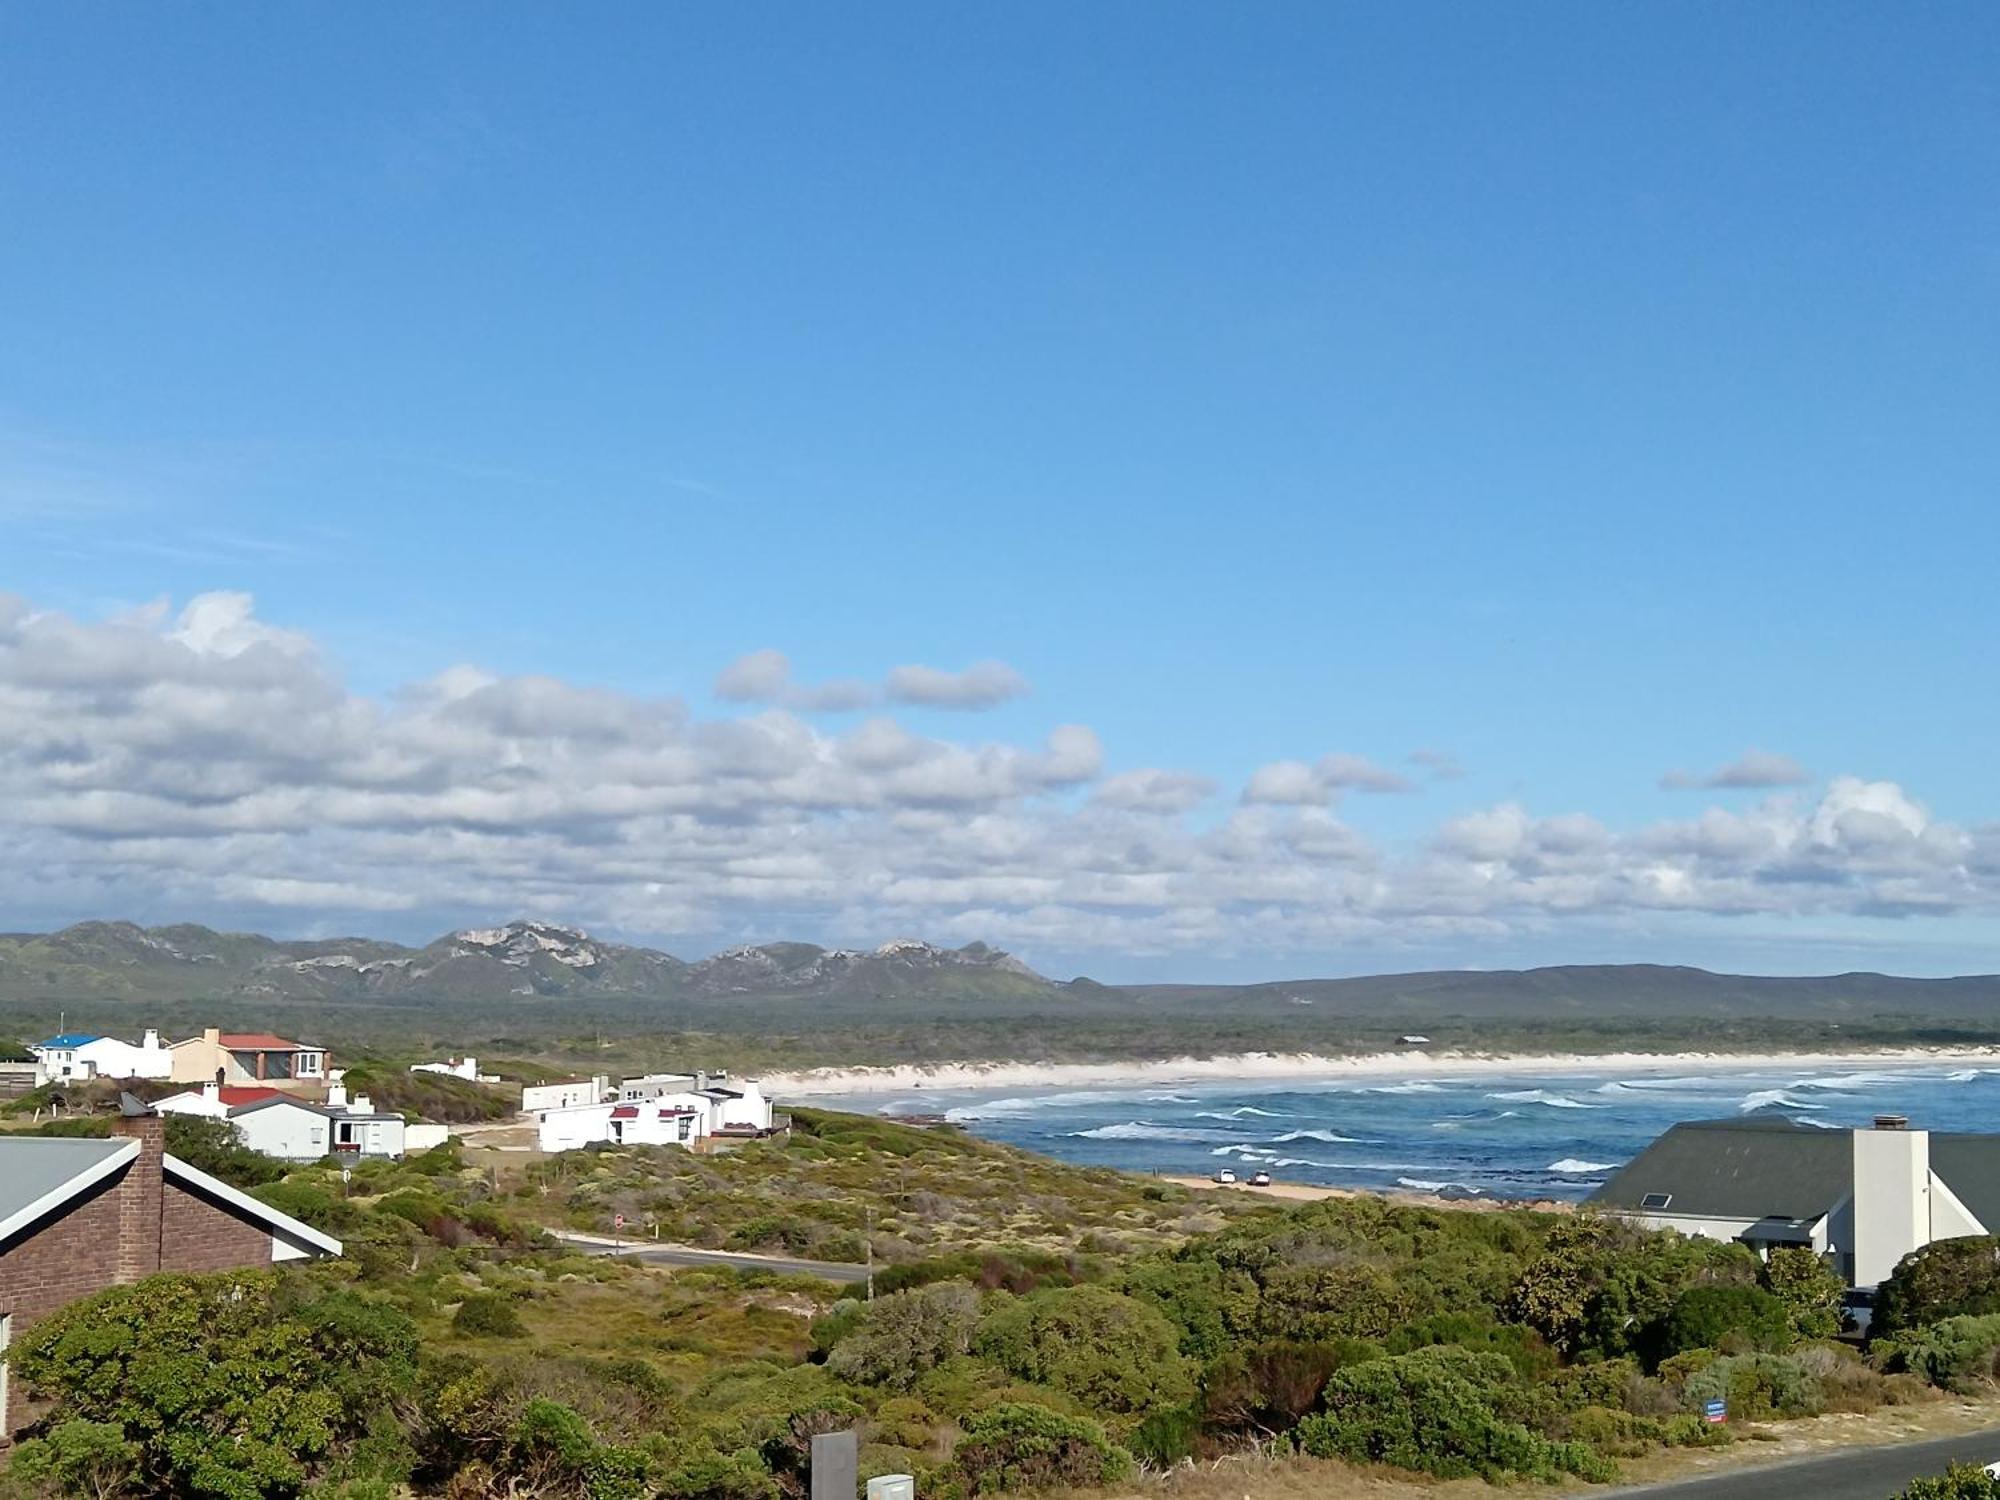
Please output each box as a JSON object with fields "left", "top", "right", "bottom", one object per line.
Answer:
{"left": 4, "top": 919, "right": 2000, "bottom": 1027}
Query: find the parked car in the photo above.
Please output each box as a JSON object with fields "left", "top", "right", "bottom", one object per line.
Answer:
{"left": 1213, "top": 1168, "right": 1238, "bottom": 1184}
{"left": 1248, "top": 1170, "right": 1272, "bottom": 1187}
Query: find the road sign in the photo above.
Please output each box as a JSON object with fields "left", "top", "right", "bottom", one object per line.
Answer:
{"left": 1703, "top": 1400, "right": 1727, "bottom": 1424}
{"left": 614, "top": 1213, "right": 626, "bottom": 1229}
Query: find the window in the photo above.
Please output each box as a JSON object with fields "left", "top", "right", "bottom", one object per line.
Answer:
{"left": 1639, "top": 1192, "right": 1673, "bottom": 1210}
{"left": 297, "top": 1052, "right": 323, "bottom": 1077}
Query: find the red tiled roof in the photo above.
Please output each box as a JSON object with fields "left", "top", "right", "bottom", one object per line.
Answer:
{"left": 217, "top": 1086, "right": 281, "bottom": 1106}
{"left": 217, "top": 1033, "right": 312, "bottom": 1050}
{"left": 610, "top": 1105, "right": 639, "bottom": 1119}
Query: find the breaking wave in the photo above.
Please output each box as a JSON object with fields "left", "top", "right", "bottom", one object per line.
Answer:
{"left": 1396, "top": 1177, "right": 1483, "bottom": 1194}
{"left": 1739, "top": 1089, "right": 1824, "bottom": 1113}
{"left": 1367, "top": 1081, "right": 1444, "bottom": 1095}
{"left": 1548, "top": 1158, "right": 1620, "bottom": 1174}
{"left": 1272, "top": 1128, "right": 1368, "bottom": 1144}
{"left": 1068, "top": 1121, "right": 1220, "bottom": 1142}
{"left": 1487, "top": 1089, "right": 1598, "bottom": 1109}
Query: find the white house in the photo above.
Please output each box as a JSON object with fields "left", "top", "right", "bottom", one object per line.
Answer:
{"left": 536, "top": 1098, "right": 712, "bottom": 1152}
{"left": 621, "top": 1071, "right": 775, "bottom": 1134}
{"left": 522, "top": 1075, "right": 608, "bottom": 1114}
{"left": 704, "top": 1078, "right": 774, "bottom": 1134}
{"left": 153, "top": 1083, "right": 288, "bottom": 1118}
{"left": 161, "top": 1083, "right": 409, "bottom": 1161}
{"left": 29, "top": 1029, "right": 174, "bottom": 1083}
{"left": 411, "top": 1056, "right": 481, "bottom": 1082}
{"left": 229, "top": 1096, "right": 336, "bottom": 1159}
{"left": 1591, "top": 1114, "right": 2000, "bottom": 1288}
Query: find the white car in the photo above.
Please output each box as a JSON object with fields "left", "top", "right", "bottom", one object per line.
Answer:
{"left": 1249, "top": 1171, "right": 1273, "bottom": 1187}
{"left": 1213, "top": 1168, "right": 1238, "bottom": 1184}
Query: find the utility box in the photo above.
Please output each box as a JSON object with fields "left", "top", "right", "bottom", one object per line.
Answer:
{"left": 810, "top": 1432, "right": 858, "bottom": 1500}
{"left": 867, "top": 1476, "right": 915, "bottom": 1500}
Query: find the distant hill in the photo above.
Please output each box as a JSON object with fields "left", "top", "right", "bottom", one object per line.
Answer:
{"left": 3, "top": 920, "right": 1999, "bottom": 1030}
{"left": 0, "top": 919, "right": 1052, "bottom": 1005}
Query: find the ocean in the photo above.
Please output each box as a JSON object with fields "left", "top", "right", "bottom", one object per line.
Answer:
{"left": 828, "top": 1060, "right": 2000, "bottom": 1201}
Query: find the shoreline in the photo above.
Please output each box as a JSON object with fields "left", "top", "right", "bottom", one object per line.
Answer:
{"left": 764, "top": 1042, "right": 2000, "bottom": 1099}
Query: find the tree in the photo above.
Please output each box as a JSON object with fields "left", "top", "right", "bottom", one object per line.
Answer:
{"left": 974, "top": 1286, "right": 1194, "bottom": 1423}
{"left": 1877, "top": 1238, "right": 2000, "bottom": 1334}
{"left": 1761, "top": 1247, "right": 1844, "bottom": 1339}
{"left": 826, "top": 1283, "right": 980, "bottom": 1390}
{"left": 8, "top": 1270, "right": 418, "bottom": 1499}
{"left": 1505, "top": 1219, "right": 1611, "bottom": 1355}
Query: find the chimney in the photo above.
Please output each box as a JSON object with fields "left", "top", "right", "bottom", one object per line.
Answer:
{"left": 142, "top": 1028, "right": 160, "bottom": 1050}
{"left": 202, "top": 1080, "right": 219, "bottom": 1104}
{"left": 111, "top": 1100, "right": 165, "bottom": 1284}
{"left": 1853, "top": 1118, "right": 1931, "bottom": 1287}
{"left": 328, "top": 1080, "right": 348, "bottom": 1110}
{"left": 202, "top": 1027, "right": 221, "bottom": 1045}
{"left": 696, "top": 1070, "right": 709, "bottom": 1092}
{"left": 351, "top": 1093, "right": 373, "bottom": 1114}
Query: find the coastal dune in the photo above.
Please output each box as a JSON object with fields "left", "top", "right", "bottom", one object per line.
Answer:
{"left": 765, "top": 1044, "right": 2000, "bottom": 1099}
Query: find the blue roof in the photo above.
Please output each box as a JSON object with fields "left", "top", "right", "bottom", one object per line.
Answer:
{"left": 35, "top": 1033, "right": 102, "bottom": 1049}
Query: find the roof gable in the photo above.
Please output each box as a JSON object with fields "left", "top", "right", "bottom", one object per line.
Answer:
{"left": 1588, "top": 1117, "right": 1854, "bottom": 1220}
{"left": 162, "top": 1155, "right": 342, "bottom": 1255}
{"left": 217, "top": 1032, "right": 314, "bottom": 1050}
{"left": 35, "top": 1032, "right": 103, "bottom": 1049}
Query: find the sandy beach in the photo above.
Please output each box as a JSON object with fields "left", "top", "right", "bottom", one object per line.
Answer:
{"left": 1158, "top": 1173, "right": 1574, "bottom": 1213}
{"left": 764, "top": 1043, "right": 2000, "bottom": 1099}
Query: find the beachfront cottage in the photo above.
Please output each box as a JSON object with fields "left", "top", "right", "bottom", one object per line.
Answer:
{"left": 27, "top": 1029, "right": 173, "bottom": 1083}
{"left": 1589, "top": 1114, "right": 2000, "bottom": 1287}
{"left": 0, "top": 1105, "right": 341, "bottom": 1439}
{"left": 168, "top": 1028, "right": 327, "bottom": 1090}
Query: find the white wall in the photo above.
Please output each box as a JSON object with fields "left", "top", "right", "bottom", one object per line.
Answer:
{"left": 538, "top": 1102, "right": 615, "bottom": 1151}
{"left": 154, "top": 1087, "right": 229, "bottom": 1119}
{"left": 714, "top": 1080, "right": 774, "bottom": 1131}
{"left": 411, "top": 1058, "right": 478, "bottom": 1081}
{"left": 234, "top": 1102, "right": 333, "bottom": 1161}
{"left": 523, "top": 1077, "right": 607, "bottom": 1113}
{"left": 406, "top": 1123, "right": 451, "bottom": 1152}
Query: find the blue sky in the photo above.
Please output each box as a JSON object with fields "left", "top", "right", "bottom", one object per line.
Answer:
{"left": 2, "top": 6, "right": 1997, "bottom": 979}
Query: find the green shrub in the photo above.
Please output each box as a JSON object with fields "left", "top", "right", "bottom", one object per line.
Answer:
{"left": 948, "top": 1403, "right": 1133, "bottom": 1492}
{"left": 1682, "top": 1354, "right": 1822, "bottom": 1420}
{"left": 5, "top": 1419, "right": 140, "bottom": 1498}
{"left": 1200, "top": 1339, "right": 1377, "bottom": 1434}
{"left": 827, "top": 1284, "right": 981, "bottom": 1390}
{"left": 1662, "top": 1413, "right": 1734, "bottom": 1448}
{"left": 454, "top": 1292, "right": 527, "bottom": 1338}
{"left": 973, "top": 1286, "right": 1194, "bottom": 1424}
{"left": 1762, "top": 1247, "right": 1845, "bottom": 1339}
{"left": 1897, "top": 1465, "right": 2000, "bottom": 1499}
{"left": 1877, "top": 1238, "right": 2000, "bottom": 1334}
{"left": 1561, "top": 1405, "right": 1664, "bottom": 1458}
{"left": 1296, "top": 1346, "right": 1614, "bottom": 1483}
{"left": 1874, "top": 1314, "right": 2000, "bottom": 1393}
{"left": 1653, "top": 1285, "right": 1792, "bottom": 1360}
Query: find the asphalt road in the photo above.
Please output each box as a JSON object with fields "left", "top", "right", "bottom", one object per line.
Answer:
{"left": 553, "top": 1231, "right": 872, "bottom": 1284}
{"left": 1617, "top": 1425, "right": 2000, "bottom": 1500}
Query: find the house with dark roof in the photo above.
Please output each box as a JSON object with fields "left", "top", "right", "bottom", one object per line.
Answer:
{"left": 1587, "top": 1114, "right": 2000, "bottom": 1288}
{"left": 0, "top": 1107, "right": 340, "bottom": 1437}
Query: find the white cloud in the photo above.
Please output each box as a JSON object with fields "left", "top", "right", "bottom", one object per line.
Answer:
{"left": 1662, "top": 750, "right": 1811, "bottom": 790}
{"left": 2, "top": 592, "right": 1996, "bottom": 963}
{"left": 1243, "top": 753, "right": 1411, "bottom": 804}
{"left": 885, "top": 660, "right": 1029, "bottom": 709}
{"left": 716, "top": 651, "right": 1028, "bottom": 712}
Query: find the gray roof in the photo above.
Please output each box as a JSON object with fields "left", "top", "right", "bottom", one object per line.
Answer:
{"left": 1588, "top": 1117, "right": 2000, "bottom": 1230}
{"left": 0, "top": 1137, "right": 133, "bottom": 1238}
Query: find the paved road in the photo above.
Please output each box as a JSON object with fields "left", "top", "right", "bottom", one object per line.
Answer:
{"left": 1616, "top": 1426, "right": 2000, "bottom": 1500}
{"left": 553, "top": 1231, "right": 872, "bottom": 1284}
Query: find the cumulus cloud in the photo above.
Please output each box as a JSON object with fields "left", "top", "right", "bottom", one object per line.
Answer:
{"left": 715, "top": 651, "right": 1028, "bottom": 712}
{"left": 2, "top": 592, "right": 1995, "bottom": 962}
{"left": 885, "top": 659, "right": 1029, "bottom": 709}
{"left": 1661, "top": 750, "right": 1811, "bottom": 790}
{"left": 1242, "top": 753, "right": 1411, "bottom": 804}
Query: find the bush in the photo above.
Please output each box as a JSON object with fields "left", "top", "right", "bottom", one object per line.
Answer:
{"left": 1877, "top": 1238, "right": 2000, "bottom": 1334}
{"left": 1682, "top": 1354, "right": 1822, "bottom": 1421}
{"left": 827, "top": 1284, "right": 981, "bottom": 1390}
{"left": 163, "top": 1113, "right": 288, "bottom": 1188}
{"left": 5, "top": 1418, "right": 141, "bottom": 1498}
{"left": 455, "top": 1292, "right": 527, "bottom": 1338}
{"left": 973, "top": 1286, "right": 1194, "bottom": 1424}
{"left": 1653, "top": 1285, "right": 1792, "bottom": 1360}
{"left": 1897, "top": 1465, "right": 2000, "bottom": 1500}
{"left": 1296, "top": 1346, "right": 1615, "bottom": 1483}
{"left": 1200, "top": 1339, "right": 1377, "bottom": 1434}
{"left": 948, "top": 1403, "right": 1133, "bottom": 1492}
{"left": 1561, "top": 1405, "right": 1664, "bottom": 1458}
{"left": 8, "top": 1270, "right": 418, "bottom": 1497}
{"left": 1874, "top": 1314, "right": 2000, "bottom": 1393}
{"left": 1762, "top": 1247, "right": 1845, "bottom": 1339}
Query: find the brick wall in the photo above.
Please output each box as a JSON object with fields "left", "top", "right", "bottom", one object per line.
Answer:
{"left": 160, "top": 1180, "right": 271, "bottom": 1274}
{"left": 0, "top": 1117, "right": 285, "bottom": 1439}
